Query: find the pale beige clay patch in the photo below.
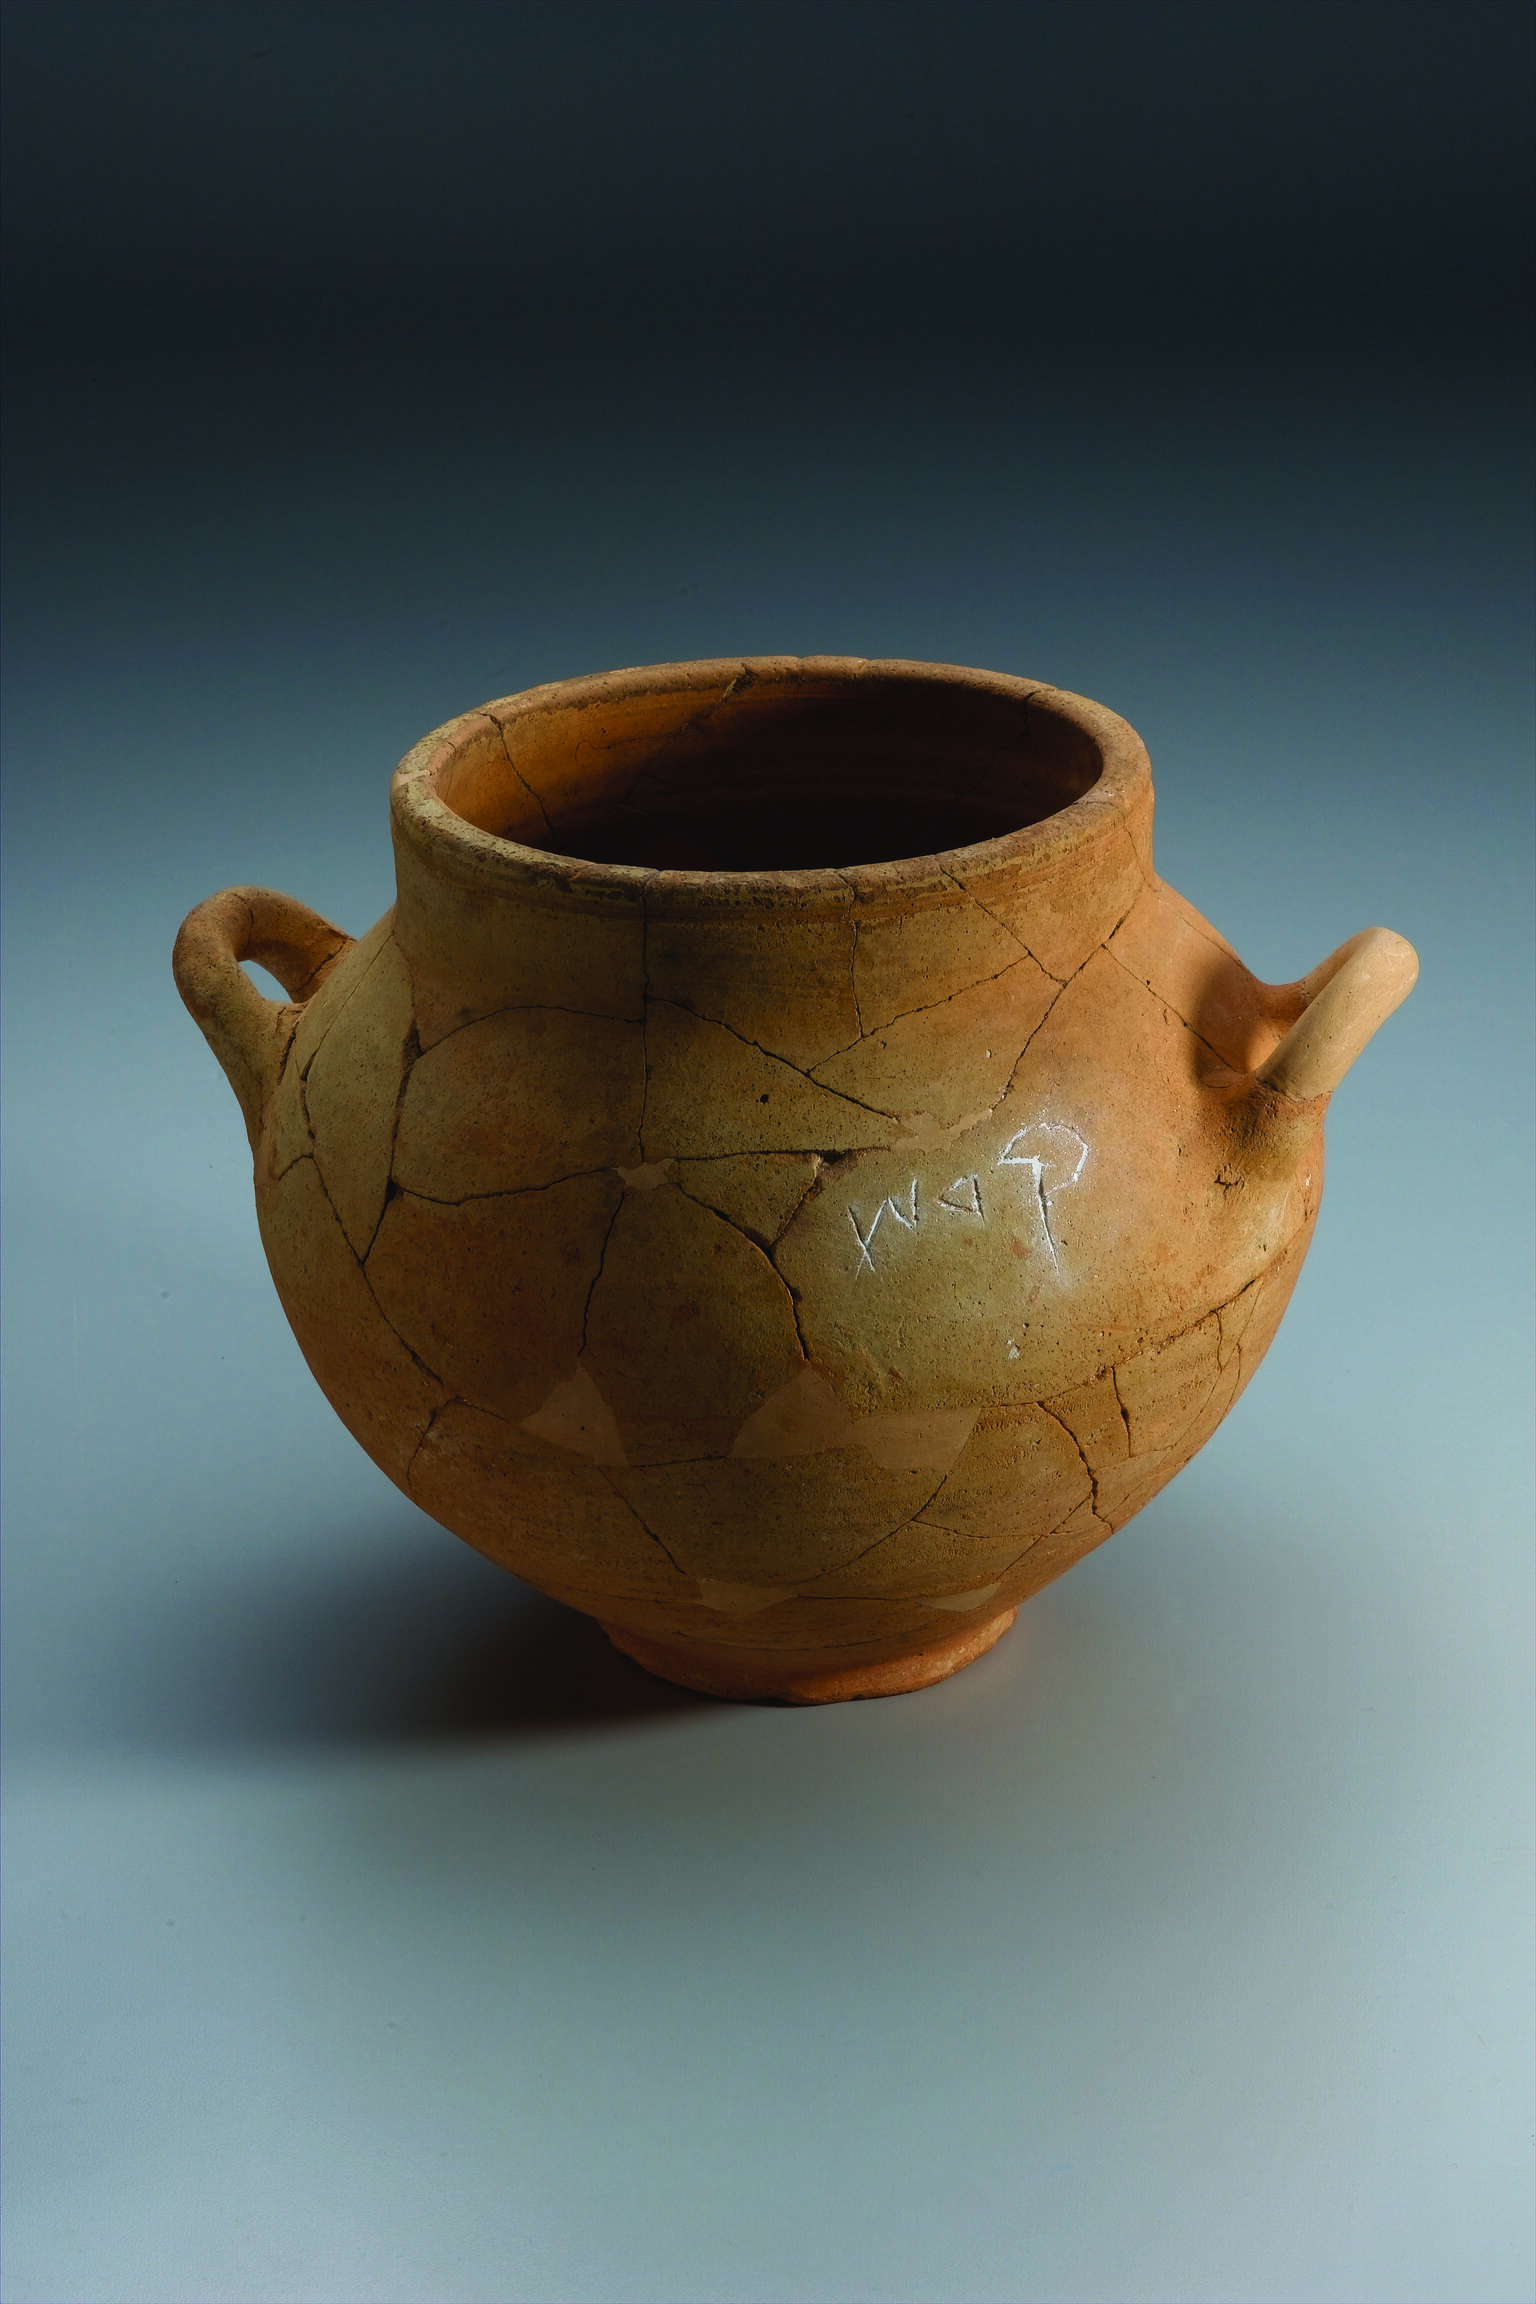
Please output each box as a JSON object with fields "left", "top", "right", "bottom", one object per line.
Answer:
{"left": 580, "top": 1185, "right": 805, "bottom": 1464}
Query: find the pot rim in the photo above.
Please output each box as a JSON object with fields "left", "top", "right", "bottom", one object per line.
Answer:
{"left": 389, "top": 656, "right": 1152, "bottom": 917}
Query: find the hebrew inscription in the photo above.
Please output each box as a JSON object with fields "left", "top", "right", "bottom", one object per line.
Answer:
{"left": 996, "top": 1120, "right": 1089, "bottom": 1272}
{"left": 847, "top": 1120, "right": 1088, "bottom": 1277}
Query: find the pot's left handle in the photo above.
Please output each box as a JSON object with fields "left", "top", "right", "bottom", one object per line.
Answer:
{"left": 173, "top": 886, "right": 354, "bottom": 1148}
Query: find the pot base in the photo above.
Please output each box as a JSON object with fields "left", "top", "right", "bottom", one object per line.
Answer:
{"left": 600, "top": 1607, "right": 1019, "bottom": 1705}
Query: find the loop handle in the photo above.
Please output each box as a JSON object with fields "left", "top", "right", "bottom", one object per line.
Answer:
{"left": 173, "top": 886, "right": 353, "bottom": 1146}
{"left": 1256, "top": 926, "right": 1418, "bottom": 1103}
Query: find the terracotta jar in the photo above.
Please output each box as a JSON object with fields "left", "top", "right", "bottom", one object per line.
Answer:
{"left": 174, "top": 658, "right": 1417, "bottom": 1702}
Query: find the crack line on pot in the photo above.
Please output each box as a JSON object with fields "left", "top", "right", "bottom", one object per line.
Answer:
{"left": 1044, "top": 1271, "right": 1270, "bottom": 1403}
{"left": 902, "top": 1527, "right": 1044, "bottom": 1585}
{"left": 1101, "top": 939, "right": 1232, "bottom": 1071}
{"left": 650, "top": 998, "right": 901, "bottom": 1124}
{"left": 808, "top": 951, "right": 1054, "bottom": 1070}
{"left": 996, "top": 911, "right": 1132, "bottom": 1102}
{"left": 669, "top": 1176, "right": 775, "bottom": 1256}
{"left": 376, "top": 1168, "right": 618, "bottom": 1212}
{"left": 360, "top": 1263, "right": 449, "bottom": 1388}
{"left": 579, "top": 1195, "right": 626, "bottom": 1358}
{"left": 297, "top": 929, "right": 392, "bottom": 1080}
{"left": 594, "top": 1470, "right": 687, "bottom": 1576}
{"left": 763, "top": 1240, "right": 815, "bottom": 1362}
{"left": 418, "top": 997, "right": 645, "bottom": 1052}
{"left": 768, "top": 1155, "right": 826, "bottom": 1244}
{"left": 299, "top": 1141, "right": 449, "bottom": 1389}
{"left": 610, "top": 661, "right": 756, "bottom": 798}
{"left": 647, "top": 1183, "right": 813, "bottom": 1365}
{"left": 793, "top": 1470, "right": 955, "bottom": 1586}
{"left": 269, "top": 1065, "right": 316, "bottom": 1182}
{"left": 494, "top": 717, "right": 558, "bottom": 843}
{"left": 937, "top": 865, "right": 1063, "bottom": 982}
{"left": 1111, "top": 1365, "right": 1134, "bottom": 1452}
{"left": 367, "top": 1019, "right": 421, "bottom": 1260}
{"left": 287, "top": 935, "right": 352, "bottom": 1006}
{"left": 1035, "top": 1400, "right": 1103, "bottom": 1520}
{"left": 849, "top": 914, "right": 865, "bottom": 1037}
{"left": 403, "top": 1395, "right": 467, "bottom": 1493}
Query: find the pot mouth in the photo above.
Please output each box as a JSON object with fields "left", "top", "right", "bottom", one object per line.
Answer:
{"left": 391, "top": 657, "right": 1151, "bottom": 912}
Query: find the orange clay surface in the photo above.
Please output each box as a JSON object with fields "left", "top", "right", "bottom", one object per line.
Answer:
{"left": 175, "top": 660, "right": 1417, "bottom": 1700}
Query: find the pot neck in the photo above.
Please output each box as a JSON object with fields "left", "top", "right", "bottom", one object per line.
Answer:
{"left": 387, "top": 659, "right": 1154, "bottom": 1047}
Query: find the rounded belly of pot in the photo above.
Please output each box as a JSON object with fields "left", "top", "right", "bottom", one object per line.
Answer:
{"left": 253, "top": 920, "right": 1322, "bottom": 1659}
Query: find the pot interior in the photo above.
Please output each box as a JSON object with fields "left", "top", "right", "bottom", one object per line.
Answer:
{"left": 438, "top": 667, "right": 1104, "bottom": 872}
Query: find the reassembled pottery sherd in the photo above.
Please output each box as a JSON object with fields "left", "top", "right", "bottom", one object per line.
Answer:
{"left": 175, "top": 659, "right": 1417, "bottom": 1701}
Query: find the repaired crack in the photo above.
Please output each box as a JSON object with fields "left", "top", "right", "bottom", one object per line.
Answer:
{"left": 360, "top": 1259, "right": 449, "bottom": 1387}
{"left": 669, "top": 1174, "right": 775, "bottom": 1256}
{"left": 595, "top": 1468, "right": 687, "bottom": 1576}
{"left": 777, "top": 1156, "right": 825, "bottom": 1242}
{"left": 296, "top": 1142, "right": 450, "bottom": 1388}
{"left": 378, "top": 1166, "right": 618, "bottom": 1214}
{"left": 849, "top": 914, "right": 866, "bottom": 1037}
{"left": 417, "top": 994, "right": 645, "bottom": 1053}
{"left": 1101, "top": 939, "right": 1233, "bottom": 1073}
{"left": 793, "top": 1468, "right": 957, "bottom": 1586}
{"left": 1111, "top": 1365, "right": 1134, "bottom": 1451}
{"left": 997, "top": 909, "right": 1135, "bottom": 1105}
{"left": 651, "top": 997, "right": 901, "bottom": 1127}
{"left": 595, "top": 666, "right": 759, "bottom": 815}
{"left": 937, "top": 864, "right": 1064, "bottom": 983}
{"left": 1036, "top": 1399, "right": 1104, "bottom": 1522}
{"left": 286, "top": 933, "right": 353, "bottom": 1006}
{"left": 403, "top": 1394, "right": 466, "bottom": 1493}
{"left": 807, "top": 949, "right": 1053, "bottom": 1070}
{"left": 297, "top": 928, "right": 393, "bottom": 1081}
{"left": 779, "top": 1269, "right": 814, "bottom": 1363}
{"left": 494, "top": 717, "right": 558, "bottom": 843}
{"left": 650, "top": 1179, "right": 815, "bottom": 1360}
{"left": 365, "top": 1018, "right": 421, "bottom": 1260}
{"left": 1000, "top": 975, "right": 1071, "bottom": 1103}
{"left": 267, "top": 1056, "right": 316, "bottom": 1184}
{"left": 579, "top": 1193, "right": 626, "bottom": 1358}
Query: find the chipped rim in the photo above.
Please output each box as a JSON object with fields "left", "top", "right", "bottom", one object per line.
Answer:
{"left": 389, "top": 656, "right": 1152, "bottom": 916}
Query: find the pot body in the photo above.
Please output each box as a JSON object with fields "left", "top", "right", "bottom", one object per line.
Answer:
{"left": 181, "top": 660, "right": 1409, "bottom": 1701}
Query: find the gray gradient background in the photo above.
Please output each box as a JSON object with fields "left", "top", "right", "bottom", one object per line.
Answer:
{"left": 3, "top": 6, "right": 1532, "bottom": 2300}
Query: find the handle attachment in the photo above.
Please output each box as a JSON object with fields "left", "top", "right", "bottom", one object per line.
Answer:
{"left": 173, "top": 887, "right": 354, "bottom": 1147}
{"left": 1255, "top": 926, "right": 1419, "bottom": 1102}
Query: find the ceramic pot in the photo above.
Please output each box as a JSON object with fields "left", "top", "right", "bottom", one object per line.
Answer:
{"left": 175, "top": 658, "right": 1417, "bottom": 1702}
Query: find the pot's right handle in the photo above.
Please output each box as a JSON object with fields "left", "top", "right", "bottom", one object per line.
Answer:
{"left": 1255, "top": 925, "right": 1419, "bottom": 1102}
{"left": 173, "top": 886, "right": 354, "bottom": 1148}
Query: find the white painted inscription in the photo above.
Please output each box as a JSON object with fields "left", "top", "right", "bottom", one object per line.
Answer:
{"left": 847, "top": 1119, "right": 1088, "bottom": 1277}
